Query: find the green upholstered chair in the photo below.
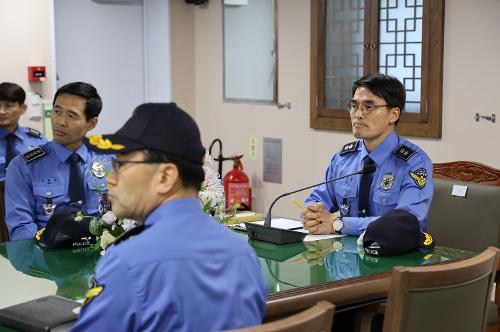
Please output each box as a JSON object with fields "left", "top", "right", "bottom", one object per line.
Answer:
{"left": 355, "top": 247, "right": 500, "bottom": 332}
{"left": 429, "top": 161, "right": 500, "bottom": 253}
{"left": 429, "top": 161, "right": 500, "bottom": 332}
{"left": 225, "top": 301, "right": 335, "bottom": 332}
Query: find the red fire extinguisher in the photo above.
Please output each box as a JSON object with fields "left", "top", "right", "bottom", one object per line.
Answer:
{"left": 224, "top": 156, "right": 252, "bottom": 211}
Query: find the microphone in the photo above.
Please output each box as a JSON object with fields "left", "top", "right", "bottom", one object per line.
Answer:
{"left": 246, "top": 164, "right": 376, "bottom": 245}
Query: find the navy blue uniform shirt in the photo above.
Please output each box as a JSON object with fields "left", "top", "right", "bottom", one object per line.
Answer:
{"left": 305, "top": 131, "right": 433, "bottom": 236}
{"left": 0, "top": 126, "right": 47, "bottom": 181}
{"left": 5, "top": 140, "right": 112, "bottom": 240}
{"left": 71, "top": 197, "right": 267, "bottom": 332}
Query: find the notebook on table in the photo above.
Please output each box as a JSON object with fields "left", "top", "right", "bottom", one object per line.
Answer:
{"left": 0, "top": 295, "right": 80, "bottom": 332}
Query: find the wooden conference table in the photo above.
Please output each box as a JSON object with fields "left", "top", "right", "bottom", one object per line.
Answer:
{"left": 0, "top": 232, "right": 474, "bottom": 327}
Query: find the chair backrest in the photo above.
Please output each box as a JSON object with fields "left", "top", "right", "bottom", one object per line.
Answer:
{"left": 429, "top": 161, "right": 500, "bottom": 252}
{"left": 433, "top": 161, "right": 500, "bottom": 186}
{"left": 382, "top": 247, "right": 500, "bottom": 332}
{"left": 225, "top": 301, "right": 335, "bottom": 332}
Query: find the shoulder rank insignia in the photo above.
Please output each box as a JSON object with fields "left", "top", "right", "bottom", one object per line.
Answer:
{"left": 409, "top": 167, "right": 428, "bottom": 189}
{"left": 113, "top": 224, "right": 145, "bottom": 245}
{"left": 393, "top": 144, "right": 416, "bottom": 161}
{"left": 22, "top": 147, "right": 46, "bottom": 163}
{"left": 83, "top": 276, "right": 104, "bottom": 307}
{"left": 339, "top": 141, "right": 359, "bottom": 155}
{"left": 26, "top": 127, "right": 42, "bottom": 138}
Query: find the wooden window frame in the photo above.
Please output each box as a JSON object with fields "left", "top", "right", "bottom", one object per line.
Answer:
{"left": 310, "top": 0, "right": 445, "bottom": 138}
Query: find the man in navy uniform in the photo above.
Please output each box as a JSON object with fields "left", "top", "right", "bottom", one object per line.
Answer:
{"left": 302, "top": 74, "right": 433, "bottom": 236}
{"left": 0, "top": 82, "right": 47, "bottom": 241}
{"left": 5, "top": 82, "right": 112, "bottom": 240}
{"left": 0, "top": 82, "right": 47, "bottom": 181}
{"left": 71, "top": 103, "right": 267, "bottom": 332}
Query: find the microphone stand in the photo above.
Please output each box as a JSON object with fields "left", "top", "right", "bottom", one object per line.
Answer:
{"left": 246, "top": 165, "right": 374, "bottom": 245}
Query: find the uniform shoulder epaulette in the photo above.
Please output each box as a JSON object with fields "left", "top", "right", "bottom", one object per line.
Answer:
{"left": 22, "top": 147, "right": 46, "bottom": 163}
{"left": 113, "top": 224, "right": 145, "bottom": 245}
{"left": 393, "top": 144, "right": 417, "bottom": 161}
{"left": 339, "top": 141, "right": 359, "bottom": 155}
{"left": 26, "top": 127, "right": 42, "bottom": 138}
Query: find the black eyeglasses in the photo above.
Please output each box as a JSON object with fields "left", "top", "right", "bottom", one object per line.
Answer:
{"left": 111, "top": 157, "right": 161, "bottom": 174}
{"left": 346, "top": 101, "right": 389, "bottom": 116}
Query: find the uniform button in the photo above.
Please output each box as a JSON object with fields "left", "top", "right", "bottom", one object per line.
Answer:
{"left": 47, "top": 192, "right": 52, "bottom": 196}
{"left": 382, "top": 198, "right": 387, "bottom": 204}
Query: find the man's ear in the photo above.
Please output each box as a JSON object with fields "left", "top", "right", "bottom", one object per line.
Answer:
{"left": 156, "top": 163, "right": 180, "bottom": 195}
{"left": 389, "top": 107, "right": 401, "bottom": 125}
{"left": 21, "top": 103, "right": 27, "bottom": 114}
{"left": 86, "top": 117, "right": 98, "bottom": 132}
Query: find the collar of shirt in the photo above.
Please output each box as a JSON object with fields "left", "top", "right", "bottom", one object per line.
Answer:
{"left": 0, "top": 125, "right": 23, "bottom": 140}
{"left": 50, "top": 140, "right": 90, "bottom": 163}
{"left": 361, "top": 130, "right": 399, "bottom": 167}
{"left": 144, "top": 197, "right": 202, "bottom": 229}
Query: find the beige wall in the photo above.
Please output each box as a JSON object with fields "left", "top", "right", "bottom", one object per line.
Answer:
{"left": 171, "top": 0, "right": 195, "bottom": 117}
{"left": 182, "top": 0, "right": 500, "bottom": 218}
{"left": 0, "top": 0, "right": 54, "bottom": 133}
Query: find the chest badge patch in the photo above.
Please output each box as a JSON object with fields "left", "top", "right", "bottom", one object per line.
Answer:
{"left": 340, "top": 202, "right": 350, "bottom": 215}
{"left": 409, "top": 168, "right": 428, "bottom": 189}
{"left": 42, "top": 197, "right": 57, "bottom": 216}
{"left": 92, "top": 161, "right": 106, "bottom": 178}
{"left": 381, "top": 172, "right": 395, "bottom": 190}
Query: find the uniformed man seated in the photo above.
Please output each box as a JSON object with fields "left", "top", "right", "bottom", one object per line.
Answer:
{"left": 0, "top": 82, "right": 47, "bottom": 241}
{"left": 302, "top": 73, "right": 433, "bottom": 236}
{"left": 71, "top": 103, "right": 267, "bottom": 332}
{"left": 5, "top": 82, "right": 112, "bottom": 241}
{"left": 0, "top": 82, "right": 47, "bottom": 181}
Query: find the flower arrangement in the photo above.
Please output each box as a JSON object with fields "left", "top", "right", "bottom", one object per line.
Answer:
{"left": 75, "top": 192, "right": 136, "bottom": 251}
{"left": 79, "top": 153, "right": 235, "bottom": 251}
{"left": 198, "top": 153, "right": 236, "bottom": 223}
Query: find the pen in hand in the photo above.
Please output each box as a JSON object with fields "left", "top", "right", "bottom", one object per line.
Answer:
{"left": 290, "top": 199, "right": 306, "bottom": 231}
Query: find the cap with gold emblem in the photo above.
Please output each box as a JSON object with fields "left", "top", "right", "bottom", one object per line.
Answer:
{"left": 85, "top": 103, "right": 205, "bottom": 165}
{"left": 363, "top": 209, "right": 434, "bottom": 257}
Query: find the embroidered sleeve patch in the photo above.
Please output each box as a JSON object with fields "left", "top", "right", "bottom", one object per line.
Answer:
{"left": 22, "top": 147, "right": 46, "bottom": 162}
{"left": 339, "top": 141, "right": 359, "bottom": 155}
{"left": 394, "top": 144, "right": 416, "bottom": 161}
{"left": 409, "top": 167, "right": 428, "bottom": 188}
{"left": 83, "top": 277, "right": 104, "bottom": 307}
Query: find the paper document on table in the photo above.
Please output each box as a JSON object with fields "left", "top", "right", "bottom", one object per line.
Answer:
{"left": 240, "top": 218, "right": 343, "bottom": 242}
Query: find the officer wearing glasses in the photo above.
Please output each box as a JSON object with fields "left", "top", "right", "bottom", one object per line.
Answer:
{"left": 302, "top": 73, "right": 433, "bottom": 236}
{"left": 71, "top": 103, "right": 266, "bottom": 332}
{"left": 5, "top": 82, "right": 112, "bottom": 240}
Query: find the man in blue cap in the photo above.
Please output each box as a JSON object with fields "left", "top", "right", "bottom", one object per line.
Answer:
{"left": 5, "top": 82, "right": 112, "bottom": 240}
{"left": 71, "top": 103, "right": 266, "bottom": 332}
{"left": 302, "top": 74, "right": 433, "bottom": 236}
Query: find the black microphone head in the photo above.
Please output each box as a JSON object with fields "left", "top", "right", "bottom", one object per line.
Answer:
{"left": 362, "top": 163, "right": 376, "bottom": 174}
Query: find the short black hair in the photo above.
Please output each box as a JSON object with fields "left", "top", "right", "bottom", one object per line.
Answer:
{"left": 143, "top": 149, "right": 205, "bottom": 192}
{"left": 352, "top": 73, "right": 405, "bottom": 125}
{"left": 53, "top": 82, "right": 102, "bottom": 120}
{"left": 0, "top": 82, "right": 26, "bottom": 104}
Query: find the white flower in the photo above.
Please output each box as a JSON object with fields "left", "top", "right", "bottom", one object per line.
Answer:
{"left": 100, "top": 229, "right": 116, "bottom": 249}
{"left": 101, "top": 211, "right": 117, "bottom": 225}
{"left": 74, "top": 215, "right": 84, "bottom": 222}
{"left": 199, "top": 153, "right": 226, "bottom": 223}
{"left": 121, "top": 218, "right": 137, "bottom": 231}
